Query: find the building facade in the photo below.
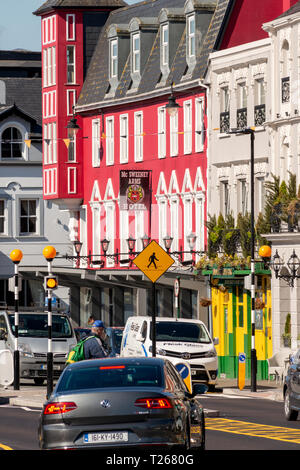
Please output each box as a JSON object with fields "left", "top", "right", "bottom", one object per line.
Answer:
{"left": 0, "top": 50, "right": 70, "bottom": 310}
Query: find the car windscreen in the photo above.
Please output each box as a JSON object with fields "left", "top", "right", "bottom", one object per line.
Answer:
{"left": 150, "top": 321, "right": 211, "bottom": 343}
{"left": 8, "top": 314, "right": 73, "bottom": 338}
{"left": 57, "top": 364, "right": 163, "bottom": 392}
{"left": 107, "top": 329, "right": 123, "bottom": 354}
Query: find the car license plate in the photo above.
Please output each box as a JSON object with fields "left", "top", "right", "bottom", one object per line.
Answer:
{"left": 83, "top": 432, "right": 128, "bottom": 444}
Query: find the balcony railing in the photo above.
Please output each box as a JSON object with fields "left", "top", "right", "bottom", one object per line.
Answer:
{"left": 220, "top": 111, "right": 230, "bottom": 134}
{"left": 254, "top": 104, "right": 266, "bottom": 126}
{"left": 236, "top": 107, "right": 247, "bottom": 129}
{"left": 282, "top": 77, "right": 290, "bottom": 103}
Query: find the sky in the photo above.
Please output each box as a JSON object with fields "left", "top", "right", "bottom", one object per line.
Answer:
{"left": 0, "top": 0, "right": 138, "bottom": 52}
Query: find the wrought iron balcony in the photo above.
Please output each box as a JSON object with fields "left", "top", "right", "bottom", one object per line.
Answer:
{"left": 236, "top": 107, "right": 247, "bottom": 129}
{"left": 282, "top": 77, "right": 290, "bottom": 103}
{"left": 254, "top": 104, "right": 265, "bottom": 126}
{"left": 220, "top": 111, "right": 230, "bottom": 134}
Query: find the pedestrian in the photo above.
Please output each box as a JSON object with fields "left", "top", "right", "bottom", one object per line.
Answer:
{"left": 83, "top": 320, "right": 110, "bottom": 359}
{"left": 87, "top": 314, "right": 95, "bottom": 326}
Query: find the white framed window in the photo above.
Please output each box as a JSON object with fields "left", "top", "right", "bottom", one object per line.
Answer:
{"left": 0, "top": 199, "right": 6, "bottom": 235}
{"left": 110, "top": 39, "right": 118, "bottom": 78}
{"left": 161, "top": 24, "right": 169, "bottom": 66}
{"left": 195, "top": 97, "right": 204, "bottom": 152}
{"left": 92, "top": 119, "right": 101, "bottom": 168}
{"left": 66, "top": 14, "right": 75, "bottom": 41}
{"left": 1, "top": 126, "right": 24, "bottom": 160}
{"left": 19, "top": 199, "right": 38, "bottom": 235}
{"left": 221, "top": 86, "right": 230, "bottom": 113}
{"left": 255, "top": 78, "right": 265, "bottom": 106}
{"left": 238, "top": 179, "right": 247, "bottom": 216}
{"left": 170, "top": 197, "right": 179, "bottom": 252}
{"left": 105, "top": 202, "right": 115, "bottom": 267}
{"left": 67, "top": 89, "right": 76, "bottom": 116}
{"left": 67, "top": 45, "right": 76, "bottom": 83}
{"left": 256, "top": 177, "right": 265, "bottom": 214}
{"left": 158, "top": 106, "right": 166, "bottom": 159}
{"left": 120, "top": 114, "right": 128, "bottom": 164}
{"left": 170, "top": 112, "right": 178, "bottom": 157}
{"left": 132, "top": 33, "right": 140, "bottom": 74}
{"left": 221, "top": 181, "right": 230, "bottom": 217}
{"left": 134, "top": 111, "right": 143, "bottom": 162}
{"left": 238, "top": 82, "right": 247, "bottom": 109}
{"left": 187, "top": 15, "right": 195, "bottom": 58}
{"left": 119, "top": 209, "right": 129, "bottom": 262}
{"left": 42, "top": 15, "right": 56, "bottom": 45}
{"left": 106, "top": 116, "right": 114, "bottom": 165}
{"left": 184, "top": 100, "right": 192, "bottom": 154}
{"left": 43, "top": 47, "right": 56, "bottom": 87}
{"left": 44, "top": 122, "right": 57, "bottom": 164}
{"left": 158, "top": 198, "right": 167, "bottom": 247}
{"left": 68, "top": 134, "right": 76, "bottom": 162}
{"left": 183, "top": 196, "right": 193, "bottom": 259}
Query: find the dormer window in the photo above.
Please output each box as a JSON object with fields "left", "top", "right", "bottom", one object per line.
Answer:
{"left": 110, "top": 39, "right": 118, "bottom": 79}
{"left": 161, "top": 24, "right": 169, "bottom": 66}
{"left": 132, "top": 33, "right": 140, "bottom": 74}
{"left": 187, "top": 15, "right": 195, "bottom": 58}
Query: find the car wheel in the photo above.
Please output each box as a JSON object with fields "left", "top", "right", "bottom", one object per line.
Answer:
{"left": 284, "top": 389, "right": 298, "bottom": 421}
{"left": 34, "top": 378, "right": 44, "bottom": 386}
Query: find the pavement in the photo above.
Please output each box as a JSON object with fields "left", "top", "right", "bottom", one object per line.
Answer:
{"left": 0, "top": 378, "right": 284, "bottom": 415}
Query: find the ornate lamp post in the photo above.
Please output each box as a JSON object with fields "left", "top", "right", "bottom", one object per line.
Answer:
{"left": 42, "top": 245, "right": 57, "bottom": 399}
{"left": 9, "top": 249, "right": 23, "bottom": 390}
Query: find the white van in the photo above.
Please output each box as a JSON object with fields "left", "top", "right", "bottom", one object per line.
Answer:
{"left": 120, "top": 316, "right": 219, "bottom": 389}
{"left": 0, "top": 310, "right": 77, "bottom": 385}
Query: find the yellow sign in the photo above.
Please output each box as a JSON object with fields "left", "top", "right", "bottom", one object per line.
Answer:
{"left": 133, "top": 240, "right": 175, "bottom": 283}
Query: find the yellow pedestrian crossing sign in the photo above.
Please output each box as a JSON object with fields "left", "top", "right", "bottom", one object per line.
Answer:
{"left": 133, "top": 240, "right": 175, "bottom": 283}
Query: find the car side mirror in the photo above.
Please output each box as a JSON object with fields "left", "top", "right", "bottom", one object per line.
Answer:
{"left": 213, "top": 337, "right": 219, "bottom": 345}
{"left": 0, "top": 329, "right": 7, "bottom": 341}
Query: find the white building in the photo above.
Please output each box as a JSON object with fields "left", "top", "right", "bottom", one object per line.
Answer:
{"left": 206, "top": 38, "right": 271, "bottom": 222}
{"left": 263, "top": 4, "right": 300, "bottom": 353}
{"left": 0, "top": 51, "right": 70, "bottom": 311}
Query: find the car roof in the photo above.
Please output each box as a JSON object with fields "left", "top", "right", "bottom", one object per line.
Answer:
{"left": 126, "top": 316, "right": 204, "bottom": 324}
{"left": 66, "top": 356, "right": 165, "bottom": 370}
{"left": 4, "top": 310, "right": 68, "bottom": 316}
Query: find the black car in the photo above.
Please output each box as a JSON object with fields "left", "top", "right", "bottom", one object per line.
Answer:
{"left": 283, "top": 350, "right": 300, "bottom": 420}
{"left": 38, "top": 357, "right": 206, "bottom": 450}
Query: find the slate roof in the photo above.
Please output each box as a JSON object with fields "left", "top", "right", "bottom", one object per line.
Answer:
{"left": 76, "top": 0, "right": 233, "bottom": 111}
{"left": 275, "top": 1, "right": 300, "bottom": 20}
{"left": 0, "top": 78, "right": 42, "bottom": 132}
{"left": 33, "top": 0, "right": 127, "bottom": 15}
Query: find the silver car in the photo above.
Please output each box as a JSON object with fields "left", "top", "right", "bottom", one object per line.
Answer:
{"left": 38, "top": 357, "right": 206, "bottom": 450}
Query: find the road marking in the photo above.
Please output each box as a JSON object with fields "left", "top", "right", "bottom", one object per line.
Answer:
{"left": 206, "top": 417, "right": 300, "bottom": 444}
{"left": 0, "top": 442, "right": 12, "bottom": 450}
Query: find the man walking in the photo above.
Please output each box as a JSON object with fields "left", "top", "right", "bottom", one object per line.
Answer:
{"left": 84, "top": 320, "right": 110, "bottom": 359}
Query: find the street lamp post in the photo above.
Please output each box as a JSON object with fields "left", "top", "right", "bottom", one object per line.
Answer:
{"left": 10, "top": 249, "right": 23, "bottom": 390}
{"left": 228, "top": 127, "right": 257, "bottom": 392}
{"left": 43, "top": 245, "right": 57, "bottom": 399}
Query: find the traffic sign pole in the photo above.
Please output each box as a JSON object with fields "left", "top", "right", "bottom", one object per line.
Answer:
{"left": 132, "top": 240, "right": 175, "bottom": 359}
{"left": 152, "top": 283, "right": 156, "bottom": 357}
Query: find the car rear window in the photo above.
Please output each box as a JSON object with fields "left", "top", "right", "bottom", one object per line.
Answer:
{"left": 57, "top": 364, "right": 163, "bottom": 392}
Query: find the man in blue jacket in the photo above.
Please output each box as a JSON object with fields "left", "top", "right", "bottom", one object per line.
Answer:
{"left": 83, "top": 320, "right": 109, "bottom": 359}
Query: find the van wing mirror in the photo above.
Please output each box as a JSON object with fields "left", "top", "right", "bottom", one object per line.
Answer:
{"left": 213, "top": 337, "right": 219, "bottom": 345}
{"left": 136, "top": 332, "right": 145, "bottom": 342}
{"left": 0, "top": 329, "right": 7, "bottom": 341}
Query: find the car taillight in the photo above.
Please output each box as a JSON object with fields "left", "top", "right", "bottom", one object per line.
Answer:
{"left": 43, "top": 402, "right": 77, "bottom": 415}
{"left": 134, "top": 398, "right": 173, "bottom": 409}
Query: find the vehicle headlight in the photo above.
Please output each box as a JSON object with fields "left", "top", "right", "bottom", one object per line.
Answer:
{"left": 203, "top": 349, "right": 217, "bottom": 358}
{"left": 19, "top": 344, "right": 34, "bottom": 358}
{"left": 149, "top": 346, "right": 166, "bottom": 356}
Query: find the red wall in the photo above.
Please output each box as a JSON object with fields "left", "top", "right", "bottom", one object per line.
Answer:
{"left": 220, "top": 0, "right": 298, "bottom": 50}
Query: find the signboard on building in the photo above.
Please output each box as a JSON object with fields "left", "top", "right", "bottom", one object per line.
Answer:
{"left": 120, "top": 170, "right": 151, "bottom": 211}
